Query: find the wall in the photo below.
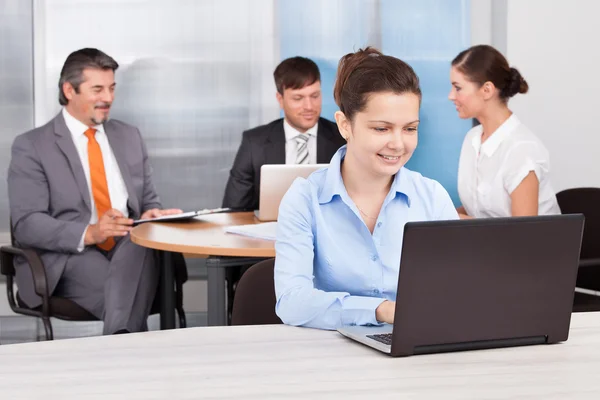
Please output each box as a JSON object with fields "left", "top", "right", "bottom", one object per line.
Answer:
{"left": 505, "top": 0, "right": 600, "bottom": 191}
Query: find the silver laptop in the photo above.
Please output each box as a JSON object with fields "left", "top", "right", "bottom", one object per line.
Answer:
{"left": 255, "top": 164, "right": 326, "bottom": 221}
{"left": 338, "top": 215, "right": 584, "bottom": 357}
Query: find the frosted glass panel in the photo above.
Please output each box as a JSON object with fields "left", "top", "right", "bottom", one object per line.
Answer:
{"left": 279, "top": 0, "right": 471, "bottom": 203}
{"left": 0, "top": 0, "right": 34, "bottom": 233}
{"left": 39, "top": 0, "right": 279, "bottom": 210}
{"left": 381, "top": 0, "right": 472, "bottom": 204}
{"left": 279, "top": 0, "right": 375, "bottom": 121}
{"left": 35, "top": 0, "right": 471, "bottom": 211}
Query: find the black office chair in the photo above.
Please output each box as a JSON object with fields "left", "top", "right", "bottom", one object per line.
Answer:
{"left": 556, "top": 188, "right": 600, "bottom": 312}
{"left": 0, "top": 221, "right": 187, "bottom": 340}
{"left": 231, "top": 258, "right": 282, "bottom": 325}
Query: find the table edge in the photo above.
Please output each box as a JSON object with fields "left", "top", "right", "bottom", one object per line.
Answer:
{"left": 130, "top": 226, "right": 276, "bottom": 258}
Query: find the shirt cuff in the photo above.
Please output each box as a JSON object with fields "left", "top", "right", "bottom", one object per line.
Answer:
{"left": 341, "top": 295, "right": 387, "bottom": 326}
{"left": 77, "top": 226, "right": 88, "bottom": 253}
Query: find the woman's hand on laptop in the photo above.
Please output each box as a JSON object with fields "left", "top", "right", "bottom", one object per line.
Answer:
{"left": 375, "top": 300, "right": 395, "bottom": 324}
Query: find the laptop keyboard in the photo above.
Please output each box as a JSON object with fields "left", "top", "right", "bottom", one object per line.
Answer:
{"left": 367, "top": 333, "right": 393, "bottom": 346}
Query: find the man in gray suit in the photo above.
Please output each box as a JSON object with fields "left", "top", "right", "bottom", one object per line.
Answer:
{"left": 7, "top": 48, "right": 181, "bottom": 334}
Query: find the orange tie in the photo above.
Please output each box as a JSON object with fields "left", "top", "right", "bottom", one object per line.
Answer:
{"left": 84, "top": 128, "right": 115, "bottom": 251}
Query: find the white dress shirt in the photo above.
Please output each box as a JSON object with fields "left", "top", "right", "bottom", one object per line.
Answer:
{"left": 283, "top": 119, "right": 318, "bottom": 164}
{"left": 62, "top": 108, "right": 129, "bottom": 250}
{"left": 457, "top": 114, "right": 561, "bottom": 218}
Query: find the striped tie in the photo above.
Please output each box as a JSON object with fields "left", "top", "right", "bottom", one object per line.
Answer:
{"left": 295, "top": 134, "right": 310, "bottom": 164}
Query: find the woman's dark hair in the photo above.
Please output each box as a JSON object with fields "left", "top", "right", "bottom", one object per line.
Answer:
{"left": 452, "top": 44, "right": 528, "bottom": 100}
{"left": 333, "top": 47, "right": 421, "bottom": 121}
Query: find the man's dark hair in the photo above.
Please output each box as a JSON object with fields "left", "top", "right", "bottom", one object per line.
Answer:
{"left": 273, "top": 56, "right": 320, "bottom": 95}
{"left": 58, "top": 48, "right": 119, "bottom": 105}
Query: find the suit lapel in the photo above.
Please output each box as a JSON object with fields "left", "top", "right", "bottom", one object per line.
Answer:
{"left": 104, "top": 124, "right": 140, "bottom": 217}
{"left": 53, "top": 114, "right": 92, "bottom": 212}
{"left": 263, "top": 119, "right": 286, "bottom": 165}
{"left": 316, "top": 118, "right": 337, "bottom": 163}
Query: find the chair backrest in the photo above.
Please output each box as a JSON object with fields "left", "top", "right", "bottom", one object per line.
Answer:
{"left": 556, "top": 188, "right": 600, "bottom": 260}
{"left": 10, "top": 217, "right": 15, "bottom": 246}
{"left": 231, "top": 258, "right": 282, "bottom": 325}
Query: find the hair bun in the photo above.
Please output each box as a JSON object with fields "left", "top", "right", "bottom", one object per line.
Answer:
{"left": 503, "top": 67, "right": 529, "bottom": 98}
{"left": 333, "top": 47, "right": 383, "bottom": 109}
{"left": 332, "top": 47, "right": 421, "bottom": 120}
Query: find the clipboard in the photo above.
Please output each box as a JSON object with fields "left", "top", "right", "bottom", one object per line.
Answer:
{"left": 132, "top": 207, "right": 231, "bottom": 226}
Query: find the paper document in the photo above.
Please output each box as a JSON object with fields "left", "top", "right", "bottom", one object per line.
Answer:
{"left": 225, "top": 222, "right": 278, "bottom": 241}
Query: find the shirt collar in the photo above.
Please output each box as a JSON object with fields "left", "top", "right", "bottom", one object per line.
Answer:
{"left": 472, "top": 114, "right": 520, "bottom": 157}
{"left": 283, "top": 118, "right": 318, "bottom": 142}
{"left": 318, "top": 145, "right": 413, "bottom": 207}
{"left": 62, "top": 108, "right": 105, "bottom": 140}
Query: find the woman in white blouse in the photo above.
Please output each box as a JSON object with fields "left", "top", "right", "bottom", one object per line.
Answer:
{"left": 448, "top": 44, "right": 560, "bottom": 218}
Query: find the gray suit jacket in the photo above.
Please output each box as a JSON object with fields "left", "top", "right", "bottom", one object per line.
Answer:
{"left": 7, "top": 112, "right": 161, "bottom": 307}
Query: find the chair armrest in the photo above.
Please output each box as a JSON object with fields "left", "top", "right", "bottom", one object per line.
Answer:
{"left": 580, "top": 258, "right": 600, "bottom": 268}
{"left": 0, "top": 245, "right": 50, "bottom": 300}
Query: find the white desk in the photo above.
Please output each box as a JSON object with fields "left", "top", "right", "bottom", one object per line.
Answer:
{"left": 1, "top": 313, "right": 600, "bottom": 399}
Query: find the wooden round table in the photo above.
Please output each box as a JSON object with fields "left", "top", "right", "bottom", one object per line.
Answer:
{"left": 131, "top": 212, "right": 275, "bottom": 327}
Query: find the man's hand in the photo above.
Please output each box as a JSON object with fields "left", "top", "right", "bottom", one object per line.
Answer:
{"left": 375, "top": 300, "right": 395, "bottom": 324}
{"left": 139, "top": 208, "right": 183, "bottom": 220}
{"left": 84, "top": 209, "right": 133, "bottom": 246}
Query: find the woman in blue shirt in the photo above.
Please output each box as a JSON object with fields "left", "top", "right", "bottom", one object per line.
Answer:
{"left": 274, "top": 48, "right": 458, "bottom": 330}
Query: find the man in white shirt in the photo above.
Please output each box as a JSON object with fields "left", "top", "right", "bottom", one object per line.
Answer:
{"left": 8, "top": 48, "right": 183, "bottom": 334}
{"left": 222, "top": 56, "right": 345, "bottom": 210}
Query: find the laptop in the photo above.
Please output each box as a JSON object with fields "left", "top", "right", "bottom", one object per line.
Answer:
{"left": 338, "top": 214, "right": 584, "bottom": 357}
{"left": 255, "top": 164, "right": 327, "bottom": 221}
